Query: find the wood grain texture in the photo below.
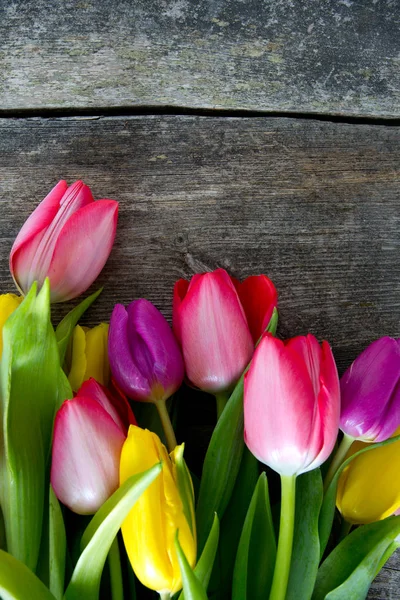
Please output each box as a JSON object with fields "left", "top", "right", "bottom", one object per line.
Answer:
{"left": 0, "top": 114, "right": 399, "bottom": 595}
{"left": 1, "top": 0, "right": 399, "bottom": 117}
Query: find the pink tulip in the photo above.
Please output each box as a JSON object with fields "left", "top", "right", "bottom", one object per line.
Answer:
{"left": 51, "top": 378, "right": 136, "bottom": 515}
{"left": 173, "top": 269, "right": 277, "bottom": 393}
{"left": 244, "top": 333, "right": 340, "bottom": 476}
{"left": 10, "top": 180, "right": 118, "bottom": 302}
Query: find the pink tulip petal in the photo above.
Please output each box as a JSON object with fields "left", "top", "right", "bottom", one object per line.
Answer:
{"left": 51, "top": 397, "right": 125, "bottom": 514}
{"left": 235, "top": 275, "right": 278, "bottom": 343}
{"left": 179, "top": 269, "right": 253, "bottom": 392}
{"left": 244, "top": 334, "right": 316, "bottom": 475}
{"left": 287, "top": 334, "right": 322, "bottom": 398}
{"left": 48, "top": 199, "right": 118, "bottom": 302}
{"left": 173, "top": 278, "right": 190, "bottom": 344}
{"left": 77, "top": 378, "right": 136, "bottom": 435}
{"left": 10, "top": 181, "right": 68, "bottom": 291}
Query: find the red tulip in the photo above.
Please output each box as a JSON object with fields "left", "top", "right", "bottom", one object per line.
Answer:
{"left": 173, "top": 269, "right": 277, "bottom": 393}
{"left": 51, "top": 379, "right": 136, "bottom": 515}
{"left": 244, "top": 333, "right": 340, "bottom": 476}
{"left": 10, "top": 180, "right": 118, "bottom": 302}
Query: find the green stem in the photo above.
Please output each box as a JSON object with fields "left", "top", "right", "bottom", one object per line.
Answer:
{"left": 323, "top": 433, "right": 354, "bottom": 493}
{"left": 155, "top": 400, "right": 177, "bottom": 452}
{"left": 159, "top": 593, "right": 171, "bottom": 600}
{"left": 108, "top": 537, "right": 124, "bottom": 600}
{"left": 269, "top": 474, "right": 297, "bottom": 600}
{"left": 215, "top": 390, "right": 230, "bottom": 420}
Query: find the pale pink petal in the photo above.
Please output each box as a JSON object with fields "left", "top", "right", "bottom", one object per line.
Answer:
{"left": 51, "top": 397, "right": 125, "bottom": 514}
{"left": 180, "top": 269, "right": 253, "bottom": 392}
{"left": 244, "top": 334, "right": 316, "bottom": 476}
{"left": 10, "top": 181, "right": 68, "bottom": 292}
{"left": 48, "top": 200, "right": 118, "bottom": 302}
{"left": 305, "top": 342, "right": 340, "bottom": 471}
{"left": 287, "top": 334, "right": 322, "bottom": 398}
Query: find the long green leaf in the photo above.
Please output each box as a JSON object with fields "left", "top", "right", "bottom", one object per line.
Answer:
{"left": 313, "top": 516, "right": 400, "bottom": 600}
{"left": 232, "top": 472, "right": 276, "bottom": 600}
{"left": 178, "top": 513, "right": 220, "bottom": 600}
{"left": 55, "top": 288, "right": 102, "bottom": 364}
{"left": 319, "top": 433, "right": 400, "bottom": 558}
{"left": 0, "top": 281, "right": 66, "bottom": 571}
{"left": 175, "top": 534, "right": 208, "bottom": 600}
{"left": 195, "top": 309, "right": 278, "bottom": 553}
{"left": 64, "top": 464, "right": 162, "bottom": 600}
{"left": 213, "top": 446, "right": 259, "bottom": 599}
{"left": 0, "top": 549, "right": 56, "bottom": 600}
{"left": 286, "top": 469, "right": 323, "bottom": 600}
{"left": 195, "top": 375, "right": 245, "bottom": 553}
{"left": 49, "top": 487, "right": 67, "bottom": 600}
{"left": 174, "top": 444, "right": 196, "bottom": 537}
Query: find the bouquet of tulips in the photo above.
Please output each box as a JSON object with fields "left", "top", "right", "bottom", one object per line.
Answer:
{"left": 1, "top": 180, "right": 399, "bottom": 600}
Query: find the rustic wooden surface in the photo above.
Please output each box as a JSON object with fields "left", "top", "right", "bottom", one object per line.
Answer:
{"left": 1, "top": 0, "right": 400, "bottom": 117}
{"left": 1, "top": 114, "right": 399, "bottom": 595}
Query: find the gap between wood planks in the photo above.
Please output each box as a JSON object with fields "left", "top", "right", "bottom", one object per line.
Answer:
{"left": 0, "top": 105, "right": 400, "bottom": 127}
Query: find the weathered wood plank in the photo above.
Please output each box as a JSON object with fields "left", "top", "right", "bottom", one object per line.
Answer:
{"left": 0, "top": 114, "right": 399, "bottom": 595}
{"left": 1, "top": 0, "right": 399, "bottom": 117}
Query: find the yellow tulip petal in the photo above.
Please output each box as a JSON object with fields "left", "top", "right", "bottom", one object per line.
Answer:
{"left": 68, "top": 325, "right": 87, "bottom": 392}
{"left": 337, "top": 437, "right": 400, "bottom": 524}
{"left": 0, "top": 294, "right": 23, "bottom": 358}
{"left": 120, "top": 426, "right": 196, "bottom": 594}
{"left": 84, "top": 323, "right": 110, "bottom": 387}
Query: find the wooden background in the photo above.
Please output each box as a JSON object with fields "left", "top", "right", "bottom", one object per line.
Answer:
{"left": 1, "top": 0, "right": 399, "bottom": 597}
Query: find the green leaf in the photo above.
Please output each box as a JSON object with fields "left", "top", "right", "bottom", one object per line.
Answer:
{"left": 64, "top": 463, "right": 162, "bottom": 600}
{"left": 178, "top": 513, "right": 220, "bottom": 600}
{"left": 0, "top": 549, "right": 56, "bottom": 600}
{"left": 286, "top": 469, "right": 323, "bottom": 600}
{"left": 55, "top": 288, "right": 102, "bottom": 364}
{"left": 313, "top": 516, "right": 400, "bottom": 600}
{"left": 232, "top": 472, "right": 276, "bottom": 600}
{"left": 265, "top": 307, "right": 278, "bottom": 336}
{"left": 0, "top": 281, "right": 67, "bottom": 571}
{"left": 212, "top": 446, "right": 259, "bottom": 599}
{"left": 49, "top": 487, "right": 67, "bottom": 600}
{"left": 319, "top": 433, "right": 400, "bottom": 558}
{"left": 195, "top": 375, "right": 245, "bottom": 553}
{"left": 175, "top": 534, "right": 208, "bottom": 600}
{"left": 174, "top": 445, "right": 196, "bottom": 537}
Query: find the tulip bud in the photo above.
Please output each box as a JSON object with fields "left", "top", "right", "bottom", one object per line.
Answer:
{"left": 67, "top": 323, "right": 110, "bottom": 392}
{"left": 244, "top": 333, "right": 340, "bottom": 476}
{"left": 340, "top": 337, "right": 400, "bottom": 442}
{"left": 336, "top": 430, "right": 400, "bottom": 524}
{"left": 0, "top": 293, "right": 23, "bottom": 358}
{"left": 10, "top": 180, "right": 118, "bottom": 302}
{"left": 173, "top": 269, "right": 277, "bottom": 393}
{"left": 51, "top": 378, "right": 136, "bottom": 514}
{"left": 120, "top": 426, "right": 196, "bottom": 595}
{"left": 108, "top": 299, "right": 184, "bottom": 403}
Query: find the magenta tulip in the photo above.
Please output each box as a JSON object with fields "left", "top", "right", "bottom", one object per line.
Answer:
{"left": 340, "top": 337, "right": 400, "bottom": 442}
{"left": 244, "top": 333, "right": 340, "bottom": 476}
{"left": 108, "top": 299, "right": 184, "bottom": 403}
{"left": 173, "top": 269, "right": 277, "bottom": 394}
{"left": 51, "top": 378, "right": 136, "bottom": 514}
{"left": 10, "top": 180, "right": 118, "bottom": 302}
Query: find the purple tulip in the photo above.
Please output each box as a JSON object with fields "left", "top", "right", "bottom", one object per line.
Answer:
{"left": 108, "top": 299, "right": 184, "bottom": 403}
{"left": 340, "top": 337, "right": 400, "bottom": 442}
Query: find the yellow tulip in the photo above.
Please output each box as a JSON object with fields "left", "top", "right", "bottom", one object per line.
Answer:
{"left": 67, "top": 323, "right": 110, "bottom": 392}
{"left": 0, "top": 293, "right": 23, "bottom": 358}
{"left": 336, "top": 429, "right": 400, "bottom": 524}
{"left": 120, "top": 426, "right": 196, "bottom": 595}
